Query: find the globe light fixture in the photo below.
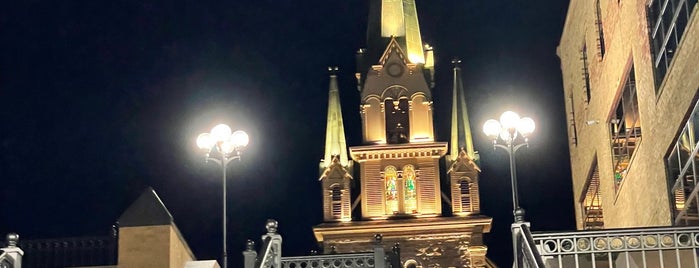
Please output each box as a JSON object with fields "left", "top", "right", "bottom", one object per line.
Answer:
{"left": 197, "top": 123, "right": 248, "bottom": 268}
{"left": 484, "top": 111, "right": 536, "bottom": 268}
{"left": 482, "top": 111, "right": 535, "bottom": 222}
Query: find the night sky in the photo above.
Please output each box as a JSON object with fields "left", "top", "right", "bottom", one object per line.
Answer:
{"left": 0, "top": 1, "right": 574, "bottom": 266}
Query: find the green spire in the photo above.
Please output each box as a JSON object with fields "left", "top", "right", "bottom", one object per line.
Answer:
{"left": 450, "top": 59, "right": 477, "bottom": 161}
{"left": 323, "top": 67, "right": 349, "bottom": 167}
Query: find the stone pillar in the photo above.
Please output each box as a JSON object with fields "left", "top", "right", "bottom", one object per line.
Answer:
{"left": 373, "top": 234, "right": 386, "bottom": 268}
{"left": 242, "top": 239, "right": 257, "bottom": 268}
{"left": 1, "top": 233, "right": 23, "bottom": 268}
{"left": 468, "top": 246, "right": 487, "bottom": 267}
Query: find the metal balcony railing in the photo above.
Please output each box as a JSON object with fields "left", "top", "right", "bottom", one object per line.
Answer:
{"left": 244, "top": 220, "right": 398, "bottom": 268}
{"left": 530, "top": 225, "right": 699, "bottom": 268}
{"left": 281, "top": 253, "right": 376, "bottom": 268}
{"left": 513, "top": 222, "right": 545, "bottom": 268}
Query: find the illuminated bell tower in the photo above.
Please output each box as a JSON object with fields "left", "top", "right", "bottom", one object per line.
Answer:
{"left": 314, "top": 1, "right": 493, "bottom": 267}
{"left": 447, "top": 59, "right": 482, "bottom": 216}
{"left": 319, "top": 67, "right": 353, "bottom": 222}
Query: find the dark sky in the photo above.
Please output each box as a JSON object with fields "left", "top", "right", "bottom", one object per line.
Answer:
{"left": 0, "top": 0, "right": 574, "bottom": 266}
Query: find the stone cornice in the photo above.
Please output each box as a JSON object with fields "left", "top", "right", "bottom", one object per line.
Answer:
{"left": 349, "top": 142, "right": 447, "bottom": 161}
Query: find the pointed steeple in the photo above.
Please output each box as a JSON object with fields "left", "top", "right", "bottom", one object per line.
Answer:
{"left": 322, "top": 67, "right": 349, "bottom": 168}
{"left": 366, "top": 0, "right": 426, "bottom": 65}
{"left": 450, "top": 59, "right": 478, "bottom": 162}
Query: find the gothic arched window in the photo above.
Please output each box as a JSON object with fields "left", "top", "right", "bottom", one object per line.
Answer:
{"left": 460, "top": 179, "right": 471, "bottom": 212}
{"left": 384, "top": 166, "right": 399, "bottom": 214}
{"left": 403, "top": 165, "right": 417, "bottom": 213}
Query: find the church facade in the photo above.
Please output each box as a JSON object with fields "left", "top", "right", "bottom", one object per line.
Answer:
{"left": 314, "top": 1, "right": 494, "bottom": 267}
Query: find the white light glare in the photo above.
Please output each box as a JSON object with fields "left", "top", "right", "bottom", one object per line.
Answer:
{"left": 517, "top": 117, "right": 536, "bottom": 136}
{"left": 499, "top": 111, "right": 520, "bottom": 130}
{"left": 196, "top": 133, "right": 214, "bottom": 150}
{"left": 231, "top": 130, "right": 249, "bottom": 148}
{"left": 211, "top": 124, "right": 232, "bottom": 142}
{"left": 483, "top": 119, "right": 502, "bottom": 138}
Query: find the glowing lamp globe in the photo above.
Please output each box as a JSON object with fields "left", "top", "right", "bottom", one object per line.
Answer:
{"left": 517, "top": 117, "right": 536, "bottom": 136}
{"left": 220, "top": 141, "right": 236, "bottom": 154}
{"left": 196, "top": 133, "right": 214, "bottom": 150}
{"left": 211, "top": 124, "right": 232, "bottom": 142}
{"left": 231, "top": 130, "right": 249, "bottom": 148}
{"left": 499, "top": 130, "right": 513, "bottom": 141}
{"left": 483, "top": 119, "right": 502, "bottom": 138}
{"left": 499, "top": 111, "right": 520, "bottom": 130}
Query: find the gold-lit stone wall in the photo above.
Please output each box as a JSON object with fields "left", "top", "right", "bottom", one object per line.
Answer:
{"left": 322, "top": 169, "right": 352, "bottom": 221}
{"left": 353, "top": 144, "right": 446, "bottom": 219}
{"left": 314, "top": 218, "right": 491, "bottom": 268}
{"left": 360, "top": 42, "right": 434, "bottom": 144}
{"left": 118, "top": 225, "right": 194, "bottom": 268}
{"left": 559, "top": 0, "right": 699, "bottom": 229}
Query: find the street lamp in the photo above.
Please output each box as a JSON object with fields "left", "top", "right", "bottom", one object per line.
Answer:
{"left": 197, "top": 124, "right": 249, "bottom": 268}
{"left": 483, "top": 111, "right": 535, "bottom": 223}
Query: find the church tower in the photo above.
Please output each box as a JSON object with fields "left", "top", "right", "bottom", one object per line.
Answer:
{"left": 447, "top": 59, "right": 482, "bottom": 216}
{"left": 314, "top": 1, "right": 493, "bottom": 267}
{"left": 319, "top": 67, "right": 353, "bottom": 222}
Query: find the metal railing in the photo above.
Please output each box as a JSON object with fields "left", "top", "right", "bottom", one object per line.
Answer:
{"left": 281, "top": 253, "right": 376, "bottom": 268}
{"left": 513, "top": 222, "right": 545, "bottom": 268}
{"left": 244, "top": 220, "right": 397, "bottom": 268}
{"left": 531, "top": 225, "right": 699, "bottom": 267}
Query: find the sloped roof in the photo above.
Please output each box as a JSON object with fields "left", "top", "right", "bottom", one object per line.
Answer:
{"left": 118, "top": 187, "right": 173, "bottom": 227}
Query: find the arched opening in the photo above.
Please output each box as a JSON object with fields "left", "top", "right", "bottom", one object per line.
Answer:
{"left": 385, "top": 98, "right": 410, "bottom": 144}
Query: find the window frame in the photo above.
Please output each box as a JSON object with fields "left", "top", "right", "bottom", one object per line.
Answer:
{"left": 609, "top": 64, "right": 641, "bottom": 194}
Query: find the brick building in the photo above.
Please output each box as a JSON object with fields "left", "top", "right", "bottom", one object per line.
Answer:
{"left": 558, "top": 0, "right": 699, "bottom": 229}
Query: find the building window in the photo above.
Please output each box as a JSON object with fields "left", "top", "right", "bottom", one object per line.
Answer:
{"left": 568, "top": 93, "right": 578, "bottom": 146}
{"left": 648, "top": 0, "right": 697, "bottom": 92}
{"left": 610, "top": 65, "right": 640, "bottom": 192}
{"left": 331, "top": 186, "right": 342, "bottom": 218}
{"left": 403, "top": 165, "right": 417, "bottom": 214}
{"left": 384, "top": 166, "right": 399, "bottom": 214}
{"left": 581, "top": 43, "right": 591, "bottom": 103}
{"left": 595, "top": 0, "right": 606, "bottom": 58}
{"left": 581, "top": 160, "right": 604, "bottom": 229}
{"left": 460, "top": 179, "right": 472, "bottom": 212}
{"left": 385, "top": 98, "right": 410, "bottom": 144}
{"left": 667, "top": 99, "right": 699, "bottom": 225}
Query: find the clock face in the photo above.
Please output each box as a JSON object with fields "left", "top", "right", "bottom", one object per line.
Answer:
{"left": 386, "top": 62, "right": 404, "bottom": 77}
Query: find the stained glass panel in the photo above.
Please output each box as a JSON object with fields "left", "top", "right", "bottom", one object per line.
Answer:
{"left": 384, "top": 166, "right": 399, "bottom": 214}
{"left": 403, "top": 165, "right": 417, "bottom": 213}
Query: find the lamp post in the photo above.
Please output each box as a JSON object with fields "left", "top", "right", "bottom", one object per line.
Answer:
{"left": 482, "top": 111, "right": 535, "bottom": 222}
{"left": 197, "top": 124, "right": 249, "bottom": 268}
{"left": 483, "top": 111, "right": 535, "bottom": 268}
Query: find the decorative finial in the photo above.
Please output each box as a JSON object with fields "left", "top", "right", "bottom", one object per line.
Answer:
{"left": 7, "top": 233, "right": 19, "bottom": 247}
{"left": 374, "top": 234, "right": 383, "bottom": 244}
{"left": 265, "top": 219, "right": 278, "bottom": 234}
{"left": 451, "top": 58, "right": 462, "bottom": 66}
{"left": 514, "top": 208, "right": 526, "bottom": 223}
{"left": 392, "top": 242, "right": 401, "bottom": 254}
{"left": 328, "top": 66, "right": 339, "bottom": 75}
{"left": 245, "top": 239, "right": 255, "bottom": 251}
